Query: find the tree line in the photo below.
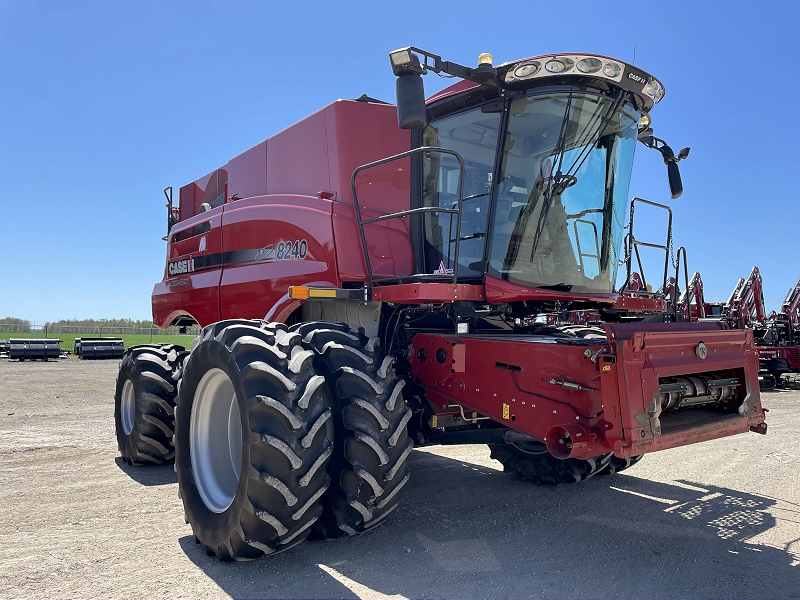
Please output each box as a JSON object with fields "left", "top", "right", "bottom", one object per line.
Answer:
{"left": 1, "top": 317, "right": 156, "bottom": 328}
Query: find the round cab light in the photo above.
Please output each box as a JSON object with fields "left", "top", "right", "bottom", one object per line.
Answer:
{"left": 643, "top": 78, "right": 664, "bottom": 100}
{"left": 514, "top": 62, "right": 540, "bottom": 78}
{"left": 478, "top": 53, "right": 493, "bottom": 66}
{"left": 577, "top": 57, "right": 602, "bottom": 74}
{"left": 638, "top": 114, "right": 651, "bottom": 131}
{"left": 602, "top": 62, "right": 621, "bottom": 78}
{"left": 545, "top": 58, "right": 574, "bottom": 73}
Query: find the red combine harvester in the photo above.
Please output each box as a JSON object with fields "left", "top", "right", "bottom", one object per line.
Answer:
{"left": 114, "top": 47, "right": 767, "bottom": 560}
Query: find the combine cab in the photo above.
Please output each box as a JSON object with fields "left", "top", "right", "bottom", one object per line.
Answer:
{"left": 114, "top": 47, "right": 767, "bottom": 560}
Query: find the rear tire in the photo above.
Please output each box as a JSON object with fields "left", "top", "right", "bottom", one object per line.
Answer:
{"left": 489, "top": 442, "right": 612, "bottom": 484}
{"left": 292, "top": 322, "right": 412, "bottom": 538}
{"left": 114, "top": 344, "right": 187, "bottom": 465}
{"left": 175, "top": 320, "right": 333, "bottom": 560}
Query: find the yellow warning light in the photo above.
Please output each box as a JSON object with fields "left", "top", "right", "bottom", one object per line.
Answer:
{"left": 288, "top": 286, "right": 309, "bottom": 300}
{"left": 478, "top": 53, "right": 493, "bottom": 66}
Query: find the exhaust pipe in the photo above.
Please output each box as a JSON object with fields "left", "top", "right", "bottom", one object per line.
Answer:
{"left": 545, "top": 423, "right": 604, "bottom": 459}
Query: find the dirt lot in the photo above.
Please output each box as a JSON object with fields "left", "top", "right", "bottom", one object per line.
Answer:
{"left": 0, "top": 359, "right": 798, "bottom": 599}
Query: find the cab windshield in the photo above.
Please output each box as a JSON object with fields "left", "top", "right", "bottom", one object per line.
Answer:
{"left": 487, "top": 92, "right": 638, "bottom": 293}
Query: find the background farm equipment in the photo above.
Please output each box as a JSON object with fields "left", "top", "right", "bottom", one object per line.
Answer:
{"left": 671, "top": 267, "right": 800, "bottom": 386}
{"left": 9, "top": 338, "right": 62, "bottom": 361}
{"left": 75, "top": 337, "right": 126, "bottom": 360}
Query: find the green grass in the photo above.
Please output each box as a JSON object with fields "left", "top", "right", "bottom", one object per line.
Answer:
{"left": 0, "top": 331, "right": 196, "bottom": 352}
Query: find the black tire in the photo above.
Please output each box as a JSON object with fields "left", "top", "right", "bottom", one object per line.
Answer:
{"left": 489, "top": 442, "right": 612, "bottom": 484}
{"left": 114, "top": 344, "right": 187, "bottom": 465}
{"left": 292, "top": 322, "right": 412, "bottom": 538}
{"left": 175, "top": 320, "right": 334, "bottom": 560}
{"left": 601, "top": 454, "right": 644, "bottom": 475}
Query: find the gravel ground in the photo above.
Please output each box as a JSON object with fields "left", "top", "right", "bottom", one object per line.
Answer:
{"left": 0, "top": 358, "right": 798, "bottom": 599}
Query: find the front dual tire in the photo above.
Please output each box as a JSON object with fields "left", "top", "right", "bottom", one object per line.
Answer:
{"left": 175, "top": 319, "right": 413, "bottom": 560}
{"left": 175, "top": 321, "right": 334, "bottom": 560}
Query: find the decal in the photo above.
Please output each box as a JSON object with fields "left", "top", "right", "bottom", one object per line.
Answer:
{"left": 168, "top": 278, "right": 189, "bottom": 286}
{"left": 276, "top": 239, "right": 308, "bottom": 261}
{"left": 165, "top": 239, "right": 310, "bottom": 277}
{"left": 433, "top": 260, "right": 454, "bottom": 276}
{"left": 627, "top": 72, "right": 646, "bottom": 84}
{"left": 168, "top": 258, "right": 195, "bottom": 276}
{"left": 255, "top": 244, "right": 275, "bottom": 261}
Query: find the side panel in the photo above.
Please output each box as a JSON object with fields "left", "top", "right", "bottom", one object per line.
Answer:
{"left": 267, "top": 109, "right": 331, "bottom": 196}
{"left": 227, "top": 140, "right": 268, "bottom": 202}
{"left": 152, "top": 209, "right": 223, "bottom": 328}
{"left": 218, "top": 194, "right": 339, "bottom": 320}
{"left": 327, "top": 101, "right": 413, "bottom": 281}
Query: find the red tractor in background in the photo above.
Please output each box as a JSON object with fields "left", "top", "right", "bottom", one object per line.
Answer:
{"left": 675, "top": 267, "right": 800, "bottom": 385}
{"left": 758, "top": 277, "right": 800, "bottom": 383}
{"left": 114, "top": 47, "right": 767, "bottom": 561}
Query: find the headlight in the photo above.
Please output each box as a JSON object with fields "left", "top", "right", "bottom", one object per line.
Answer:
{"left": 545, "top": 58, "right": 574, "bottom": 73}
{"left": 643, "top": 78, "right": 664, "bottom": 101}
{"left": 602, "top": 62, "right": 621, "bottom": 78}
{"left": 514, "top": 62, "right": 540, "bottom": 78}
{"left": 577, "top": 57, "right": 602, "bottom": 74}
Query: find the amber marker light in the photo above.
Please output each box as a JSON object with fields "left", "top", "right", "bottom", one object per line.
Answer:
{"left": 288, "top": 286, "right": 309, "bottom": 300}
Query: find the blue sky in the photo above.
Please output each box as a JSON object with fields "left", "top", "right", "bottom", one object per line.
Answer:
{"left": 1, "top": 0, "right": 798, "bottom": 323}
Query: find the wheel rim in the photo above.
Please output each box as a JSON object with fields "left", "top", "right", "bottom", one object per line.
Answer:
{"left": 190, "top": 368, "right": 243, "bottom": 513}
{"left": 121, "top": 379, "right": 135, "bottom": 435}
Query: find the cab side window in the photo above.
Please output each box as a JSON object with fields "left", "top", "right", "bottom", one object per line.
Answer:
{"left": 421, "top": 106, "right": 501, "bottom": 276}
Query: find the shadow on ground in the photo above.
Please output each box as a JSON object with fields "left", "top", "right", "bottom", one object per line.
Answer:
{"left": 115, "top": 457, "right": 176, "bottom": 486}
{"left": 178, "top": 449, "right": 799, "bottom": 600}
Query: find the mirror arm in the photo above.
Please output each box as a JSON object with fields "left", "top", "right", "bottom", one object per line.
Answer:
{"left": 407, "top": 46, "right": 502, "bottom": 93}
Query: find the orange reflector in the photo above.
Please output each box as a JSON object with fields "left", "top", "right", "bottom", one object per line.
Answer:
{"left": 309, "top": 288, "right": 337, "bottom": 298}
{"left": 288, "top": 286, "right": 309, "bottom": 299}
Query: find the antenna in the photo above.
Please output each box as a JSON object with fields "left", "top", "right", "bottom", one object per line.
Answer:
{"left": 633, "top": 45, "right": 637, "bottom": 65}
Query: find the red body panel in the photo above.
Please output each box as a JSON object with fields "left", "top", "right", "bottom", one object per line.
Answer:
{"left": 218, "top": 195, "right": 339, "bottom": 321}
{"left": 372, "top": 283, "right": 484, "bottom": 303}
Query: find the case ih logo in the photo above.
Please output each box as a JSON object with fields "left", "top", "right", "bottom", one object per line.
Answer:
{"left": 168, "top": 258, "right": 195, "bottom": 276}
{"left": 628, "top": 73, "right": 646, "bottom": 84}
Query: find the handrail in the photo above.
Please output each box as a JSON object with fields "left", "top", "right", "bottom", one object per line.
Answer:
{"left": 351, "top": 146, "right": 466, "bottom": 287}
{"left": 672, "top": 246, "right": 689, "bottom": 320}
{"left": 622, "top": 197, "right": 673, "bottom": 295}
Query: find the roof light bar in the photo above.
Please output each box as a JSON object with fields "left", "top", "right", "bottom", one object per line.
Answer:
{"left": 503, "top": 53, "right": 665, "bottom": 106}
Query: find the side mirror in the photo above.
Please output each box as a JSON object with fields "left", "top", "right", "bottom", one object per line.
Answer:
{"left": 667, "top": 161, "right": 683, "bottom": 199}
{"left": 641, "top": 135, "right": 689, "bottom": 200}
{"left": 396, "top": 73, "right": 427, "bottom": 129}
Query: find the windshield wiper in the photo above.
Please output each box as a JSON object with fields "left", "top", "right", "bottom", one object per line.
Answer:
{"left": 540, "top": 283, "right": 573, "bottom": 292}
{"left": 528, "top": 90, "right": 626, "bottom": 263}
